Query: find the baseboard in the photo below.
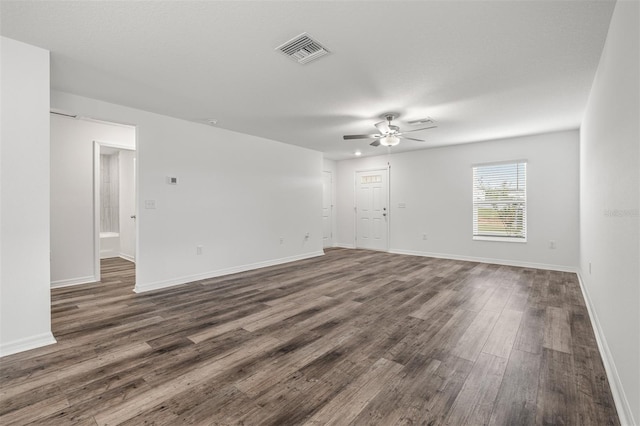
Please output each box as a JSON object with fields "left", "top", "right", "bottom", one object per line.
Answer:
{"left": 388, "top": 248, "right": 578, "bottom": 273}
{"left": 334, "top": 243, "right": 355, "bottom": 249}
{"left": 576, "top": 272, "right": 635, "bottom": 426}
{"left": 134, "top": 251, "right": 325, "bottom": 293}
{"left": 51, "top": 275, "right": 98, "bottom": 288}
{"left": 0, "top": 332, "right": 57, "bottom": 358}
{"left": 100, "top": 249, "right": 119, "bottom": 259}
{"left": 119, "top": 253, "right": 135, "bottom": 263}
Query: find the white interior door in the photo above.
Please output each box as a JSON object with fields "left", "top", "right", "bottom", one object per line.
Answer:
{"left": 119, "top": 151, "right": 136, "bottom": 261}
{"left": 355, "top": 169, "right": 388, "bottom": 251}
{"left": 322, "top": 171, "right": 333, "bottom": 248}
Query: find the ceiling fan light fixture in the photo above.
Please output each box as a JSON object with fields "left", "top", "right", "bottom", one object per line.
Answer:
{"left": 380, "top": 135, "right": 400, "bottom": 147}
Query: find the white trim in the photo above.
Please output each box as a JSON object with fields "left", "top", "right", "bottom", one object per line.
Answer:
{"left": 576, "top": 272, "right": 635, "bottom": 426}
{"left": 322, "top": 170, "right": 334, "bottom": 249}
{"left": 93, "top": 141, "right": 101, "bottom": 283}
{"left": 100, "top": 250, "right": 119, "bottom": 259}
{"left": 0, "top": 332, "right": 57, "bottom": 358}
{"left": 471, "top": 158, "right": 528, "bottom": 168}
{"left": 473, "top": 236, "right": 527, "bottom": 243}
{"left": 51, "top": 275, "right": 98, "bottom": 288}
{"left": 334, "top": 243, "right": 355, "bottom": 249}
{"left": 100, "top": 252, "right": 135, "bottom": 262}
{"left": 133, "top": 251, "right": 325, "bottom": 293}
{"left": 82, "top": 118, "right": 136, "bottom": 129}
{"left": 119, "top": 253, "right": 135, "bottom": 263}
{"left": 388, "top": 248, "right": 578, "bottom": 273}
{"left": 93, "top": 139, "right": 136, "bottom": 151}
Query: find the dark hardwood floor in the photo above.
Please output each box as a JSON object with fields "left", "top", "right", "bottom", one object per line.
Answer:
{"left": 0, "top": 249, "right": 619, "bottom": 425}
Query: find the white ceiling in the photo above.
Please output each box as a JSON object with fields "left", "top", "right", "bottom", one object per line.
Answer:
{"left": 1, "top": 1, "right": 615, "bottom": 160}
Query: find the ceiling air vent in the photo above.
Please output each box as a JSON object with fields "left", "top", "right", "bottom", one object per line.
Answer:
{"left": 407, "top": 117, "right": 435, "bottom": 125}
{"left": 276, "top": 33, "right": 330, "bottom": 65}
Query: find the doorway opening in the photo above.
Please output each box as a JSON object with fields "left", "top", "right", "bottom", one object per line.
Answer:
{"left": 50, "top": 112, "right": 137, "bottom": 289}
{"left": 94, "top": 140, "right": 137, "bottom": 283}
{"left": 322, "top": 170, "right": 333, "bottom": 248}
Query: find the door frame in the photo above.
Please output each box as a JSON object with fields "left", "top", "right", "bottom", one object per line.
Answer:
{"left": 353, "top": 165, "right": 390, "bottom": 251}
{"left": 322, "top": 170, "right": 334, "bottom": 248}
{"left": 93, "top": 140, "right": 137, "bottom": 283}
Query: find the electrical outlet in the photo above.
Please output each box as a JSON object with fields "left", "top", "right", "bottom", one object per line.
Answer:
{"left": 305, "top": 232, "right": 310, "bottom": 239}
{"left": 422, "top": 234, "right": 428, "bottom": 240}
{"left": 279, "top": 237, "right": 284, "bottom": 244}
{"left": 548, "top": 240, "right": 556, "bottom": 249}
{"left": 196, "top": 245, "right": 203, "bottom": 255}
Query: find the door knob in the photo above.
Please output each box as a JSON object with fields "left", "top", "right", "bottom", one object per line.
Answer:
{"left": 130, "top": 215, "right": 136, "bottom": 219}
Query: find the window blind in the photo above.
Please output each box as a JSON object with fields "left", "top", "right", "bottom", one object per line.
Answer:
{"left": 472, "top": 162, "right": 527, "bottom": 240}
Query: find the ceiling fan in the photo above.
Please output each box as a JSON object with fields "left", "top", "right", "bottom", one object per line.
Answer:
{"left": 343, "top": 113, "right": 437, "bottom": 147}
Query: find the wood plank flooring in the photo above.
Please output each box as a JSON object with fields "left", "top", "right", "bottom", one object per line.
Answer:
{"left": 0, "top": 249, "right": 620, "bottom": 425}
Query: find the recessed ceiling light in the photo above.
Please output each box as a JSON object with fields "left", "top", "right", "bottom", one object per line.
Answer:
{"left": 355, "top": 151, "right": 362, "bottom": 156}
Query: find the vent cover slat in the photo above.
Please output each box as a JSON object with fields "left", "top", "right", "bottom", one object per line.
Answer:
{"left": 276, "top": 33, "right": 330, "bottom": 65}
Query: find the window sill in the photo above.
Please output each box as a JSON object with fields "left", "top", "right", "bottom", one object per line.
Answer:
{"left": 473, "top": 236, "right": 527, "bottom": 243}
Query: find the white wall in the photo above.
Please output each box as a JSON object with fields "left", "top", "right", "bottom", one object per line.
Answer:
{"left": 51, "top": 91, "right": 323, "bottom": 293}
{"left": 50, "top": 114, "right": 135, "bottom": 286}
{"left": 0, "top": 37, "right": 55, "bottom": 356}
{"left": 336, "top": 130, "right": 580, "bottom": 271}
{"left": 580, "top": 1, "right": 639, "bottom": 423}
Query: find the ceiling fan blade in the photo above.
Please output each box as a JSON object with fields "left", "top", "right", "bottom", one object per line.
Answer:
{"left": 343, "top": 134, "right": 382, "bottom": 140}
{"left": 399, "top": 136, "right": 426, "bottom": 142}
{"left": 370, "top": 140, "right": 381, "bottom": 147}
{"left": 375, "top": 121, "right": 391, "bottom": 134}
{"left": 399, "top": 125, "right": 437, "bottom": 134}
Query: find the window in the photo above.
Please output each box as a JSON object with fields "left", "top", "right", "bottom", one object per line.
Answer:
{"left": 360, "top": 175, "right": 382, "bottom": 184}
{"left": 472, "top": 161, "right": 527, "bottom": 241}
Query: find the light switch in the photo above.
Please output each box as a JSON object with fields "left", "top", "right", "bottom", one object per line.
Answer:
{"left": 398, "top": 203, "right": 406, "bottom": 208}
{"left": 168, "top": 176, "right": 178, "bottom": 185}
{"left": 144, "top": 200, "right": 156, "bottom": 209}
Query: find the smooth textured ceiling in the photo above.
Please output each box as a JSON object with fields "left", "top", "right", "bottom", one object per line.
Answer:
{"left": 1, "top": 1, "right": 615, "bottom": 160}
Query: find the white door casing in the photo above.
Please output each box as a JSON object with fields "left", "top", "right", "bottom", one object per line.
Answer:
{"left": 119, "top": 151, "right": 136, "bottom": 261}
{"left": 322, "top": 171, "right": 333, "bottom": 248}
{"left": 355, "top": 169, "right": 389, "bottom": 251}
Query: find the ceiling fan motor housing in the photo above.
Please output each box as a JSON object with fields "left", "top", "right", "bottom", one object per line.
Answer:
{"left": 343, "top": 111, "right": 435, "bottom": 145}
{"left": 381, "top": 113, "right": 399, "bottom": 122}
